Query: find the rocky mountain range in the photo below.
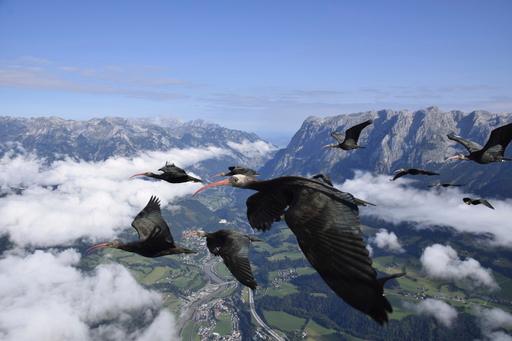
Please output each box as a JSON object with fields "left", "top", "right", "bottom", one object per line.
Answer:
{"left": 0, "top": 116, "right": 276, "bottom": 174}
{"left": 261, "top": 107, "right": 512, "bottom": 198}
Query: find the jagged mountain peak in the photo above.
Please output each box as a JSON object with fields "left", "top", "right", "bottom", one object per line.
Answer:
{"left": 262, "top": 108, "right": 512, "bottom": 197}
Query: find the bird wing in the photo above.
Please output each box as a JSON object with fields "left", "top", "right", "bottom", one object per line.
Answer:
{"left": 164, "top": 165, "right": 188, "bottom": 177}
{"left": 480, "top": 200, "right": 495, "bottom": 210}
{"left": 447, "top": 132, "right": 482, "bottom": 153}
{"left": 392, "top": 170, "right": 408, "bottom": 181}
{"left": 345, "top": 120, "right": 373, "bottom": 142}
{"left": 246, "top": 191, "right": 289, "bottom": 231}
{"left": 131, "top": 196, "right": 174, "bottom": 243}
{"left": 481, "top": 123, "right": 512, "bottom": 156}
{"left": 330, "top": 131, "right": 346, "bottom": 144}
{"left": 284, "top": 187, "right": 392, "bottom": 324}
{"left": 218, "top": 234, "right": 258, "bottom": 289}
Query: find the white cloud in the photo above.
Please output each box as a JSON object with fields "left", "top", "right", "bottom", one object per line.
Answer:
{"left": 227, "top": 139, "right": 276, "bottom": 158}
{"left": 420, "top": 244, "right": 497, "bottom": 290}
{"left": 473, "top": 307, "right": 512, "bottom": 341}
{"left": 0, "top": 249, "right": 178, "bottom": 341}
{"left": 0, "top": 147, "right": 227, "bottom": 247}
{"left": 340, "top": 171, "right": 512, "bottom": 247}
{"left": 370, "top": 229, "right": 405, "bottom": 253}
{"left": 366, "top": 244, "right": 374, "bottom": 257}
{"left": 404, "top": 299, "right": 458, "bottom": 327}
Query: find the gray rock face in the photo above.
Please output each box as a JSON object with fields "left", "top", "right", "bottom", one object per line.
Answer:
{"left": 0, "top": 116, "right": 276, "bottom": 174}
{"left": 261, "top": 107, "right": 512, "bottom": 197}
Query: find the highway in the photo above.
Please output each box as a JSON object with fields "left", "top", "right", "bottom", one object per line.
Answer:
{"left": 248, "top": 288, "right": 287, "bottom": 341}
{"left": 177, "top": 256, "right": 235, "bottom": 339}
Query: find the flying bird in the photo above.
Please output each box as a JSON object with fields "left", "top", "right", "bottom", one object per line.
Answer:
{"left": 428, "top": 183, "right": 464, "bottom": 188}
{"left": 188, "top": 229, "right": 260, "bottom": 289}
{"left": 463, "top": 197, "right": 495, "bottom": 210}
{"left": 446, "top": 123, "right": 512, "bottom": 164}
{"left": 215, "top": 166, "right": 258, "bottom": 177}
{"left": 194, "top": 174, "right": 403, "bottom": 324}
{"left": 324, "top": 119, "right": 373, "bottom": 150}
{"left": 131, "top": 162, "right": 203, "bottom": 183}
{"left": 87, "top": 196, "right": 196, "bottom": 257}
{"left": 391, "top": 168, "right": 440, "bottom": 181}
{"left": 311, "top": 174, "right": 376, "bottom": 206}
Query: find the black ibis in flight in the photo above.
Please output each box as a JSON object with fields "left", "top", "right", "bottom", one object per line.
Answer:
{"left": 446, "top": 123, "right": 512, "bottom": 164}
{"left": 215, "top": 166, "right": 258, "bottom": 177}
{"left": 87, "top": 196, "right": 196, "bottom": 257}
{"left": 131, "top": 162, "right": 203, "bottom": 183}
{"left": 324, "top": 119, "right": 373, "bottom": 150}
{"left": 391, "top": 168, "right": 440, "bottom": 181}
{"left": 187, "top": 229, "right": 261, "bottom": 289}
{"left": 463, "top": 197, "right": 495, "bottom": 210}
{"left": 311, "top": 174, "right": 376, "bottom": 206}
{"left": 194, "top": 174, "right": 404, "bottom": 324}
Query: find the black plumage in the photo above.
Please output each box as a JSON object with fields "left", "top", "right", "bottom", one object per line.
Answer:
{"left": 131, "top": 162, "right": 203, "bottom": 183}
{"left": 391, "top": 168, "right": 440, "bottom": 181}
{"left": 325, "top": 120, "right": 373, "bottom": 150}
{"left": 87, "top": 196, "right": 196, "bottom": 257}
{"left": 194, "top": 175, "right": 403, "bottom": 325}
{"left": 311, "top": 174, "right": 376, "bottom": 206}
{"left": 194, "top": 229, "right": 260, "bottom": 289}
{"left": 463, "top": 197, "right": 495, "bottom": 210}
{"left": 447, "top": 123, "right": 512, "bottom": 164}
{"left": 216, "top": 166, "right": 258, "bottom": 177}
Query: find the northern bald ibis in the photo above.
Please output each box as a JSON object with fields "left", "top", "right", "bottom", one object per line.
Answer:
{"left": 311, "top": 174, "right": 375, "bottom": 206}
{"left": 324, "top": 120, "right": 373, "bottom": 150}
{"left": 131, "top": 162, "right": 203, "bottom": 183}
{"left": 194, "top": 174, "right": 404, "bottom": 324}
{"left": 215, "top": 166, "right": 258, "bottom": 177}
{"left": 187, "top": 229, "right": 260, "bottom": 289}
{"left": 391, "top": 168, "right": 440, "bottom": 181}
{"left": 87, "top": 196, "right": 196, "bottom": 257}
{"left": 463, "top": 197, "right": 495, "bottom": 210}
{"left": 446, "top": 123, "right": 512, "bottom": 164}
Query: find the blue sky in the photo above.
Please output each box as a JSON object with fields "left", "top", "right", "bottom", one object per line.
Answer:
{"left": 0, "top": 0, "right": 511, "bottom": 143}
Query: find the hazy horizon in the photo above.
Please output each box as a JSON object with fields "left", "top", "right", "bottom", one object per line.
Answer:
{"left": 1, "top": 0, "right": 511, "bottom": 142}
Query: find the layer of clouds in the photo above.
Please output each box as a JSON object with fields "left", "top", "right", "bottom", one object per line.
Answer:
{"left": 404, "top": 299, "right": 458, "bottom": 327}
{"left": 420, "top": 244, "right": 497, "bottom": 290}
{"left": 473, "top": 306, "right": 512, "bottom": 341}
{"left": 0, "top": 58, "right": 188, "bottom": 101}
{"left": 370, "top": 229, "right": 405, "bottom": 253}
{"left": 0, "top": 249, "right": 177, "bottom": 341}
{"left": 226, "top": 139, "right": 276, "bottom": 158}
{"left": 0, "top": 147, "right": 227, "bottom": 247}
{"left": 340, "top": 171, "right": 512, "bottom": 247}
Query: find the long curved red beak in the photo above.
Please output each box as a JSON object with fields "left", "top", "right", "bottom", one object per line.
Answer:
{"left": 129, "top": 172, "right": 148, "bottom": 179}
{"left": 86, "top": 242, "right": 111, "bottom": 255}
{"left": 193, "top": 178, "right": 230, "bottom": 196}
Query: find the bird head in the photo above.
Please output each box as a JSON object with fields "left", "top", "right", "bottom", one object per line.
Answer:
{"left": 462, "top": 197, "right": 472, "bottom": 205}
{"left": 129, "top": 171, "right": 155, "bottom": 179}
{"left": 193, "top": 174, "right": 255, "bottom": 196}
{"left": 445, "top": 154, "right": 468, "bottom": 162}
{"left": 393, "top": 168, "right": 406, "bottom": 174}
{"left": 86, "top": 239, "right": 123, "bottom": 255}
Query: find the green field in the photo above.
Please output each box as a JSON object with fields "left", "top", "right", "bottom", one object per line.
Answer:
{"left": 263, "top": 310, "right": 307, "bottom": 332}
{"left": 213, "top": 312, "right": 233, "bottom": 335}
